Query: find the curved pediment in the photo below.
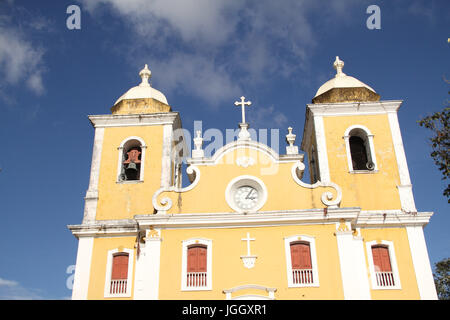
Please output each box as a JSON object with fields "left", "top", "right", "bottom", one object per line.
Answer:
{"left": 188, "top": 139, "right": 303, "bottom": 166}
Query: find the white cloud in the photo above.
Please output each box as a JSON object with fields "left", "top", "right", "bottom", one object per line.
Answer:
{"left": 152, "top": 53, "right": 241, "bottom": 106}
{"left": 0, "top": 25, "right": 46, "bottom": 98}
{"left": 0, "top": 278, "right": 18, "bottom": 287}
{"left": 0, "top": 277, "right": 45, "bottom": 300}
{"left": 81, "top": 0, "right": 362, "bottom": 105}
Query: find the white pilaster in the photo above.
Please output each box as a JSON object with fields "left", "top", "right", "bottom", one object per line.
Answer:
{"left": 134, "top": 229, "right": 162, "bottom": 300}
{"left": 406, "top": 226, "right": 438, "bottom": 300}
{"left": 71, "top": 236, "right": 94, "bottom": 300}
{"left": 313, "top": 116, "right": 330, "bottom": 183}
{"left": 161, "top": 124, "right": 173, "bottom": 188}
{"left": 335, "top": 222, "right": 371, "bottom": 299}
{"left": 387, "top": 111, "right": 417, "bottom": 212}
{"left": 83, "top": 127, "right": 104, "bottom": 223}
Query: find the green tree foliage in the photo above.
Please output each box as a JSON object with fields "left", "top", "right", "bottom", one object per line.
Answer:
{"left": 418, "top": 84, "right": 450, "bottom": 203}
{"left": 433, "top": 258, "right": 450, "bottom": 300}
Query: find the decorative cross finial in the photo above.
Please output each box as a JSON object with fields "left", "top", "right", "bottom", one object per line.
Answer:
{"left": 234, "top": 96, "right": 252, "bottom": 124}
{"left": 139, "top": 64, "right": 152, "bottom": 87}
{"left": 333, "top": 56, "right": 345, "bottom": 77}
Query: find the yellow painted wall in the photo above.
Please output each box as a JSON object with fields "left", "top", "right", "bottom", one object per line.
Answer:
{"left": 361, "top": 227, "right": 420, "bottom": 300}
{"left": 323, "top": 114, "right": 402, "bottom": 210}
{"left": 87, "top": 236, "right": 136, "bottom": 300}
{"left": 158, "top": 224, "right": 344, "bottom": 300}
{"left": 156, "top": 147, "right": 337, "bottom": 214}
{"left": 96, "top": 126, "right": 164, "bottom": 220}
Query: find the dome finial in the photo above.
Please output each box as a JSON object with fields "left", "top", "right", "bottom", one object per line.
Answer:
{"left": 333, "top": 56, "right": 346, "bottom": 77}
{"left": 139, "top": 64, "right": 152, "bottom": 87}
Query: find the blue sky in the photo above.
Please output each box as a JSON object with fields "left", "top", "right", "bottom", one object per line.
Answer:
{"left": 0, "top": 0, "right": 448, "bottom": 299}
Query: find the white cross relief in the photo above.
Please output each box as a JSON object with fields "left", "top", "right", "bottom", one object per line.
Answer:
{"left": 234, "top": 96, "right": 252, "bottom": 124}
{"left": 240, "top": 232, "right": 257, "bottom": 269}
{"left": 242, "top": 232, "right": 255, "bottom": 256}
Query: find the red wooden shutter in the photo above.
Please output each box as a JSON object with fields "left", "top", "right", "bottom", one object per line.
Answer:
{"left": 111, "top": 253, "right": 129, "bottom": 280}
{"left": 372, "top": 246, "right": 392, "bottom": 272}
{"left": 290, "top": 242, "right": 312, "bottom": 269}
{"left": 187, "top": 245, "right": 207, "bottom": 272}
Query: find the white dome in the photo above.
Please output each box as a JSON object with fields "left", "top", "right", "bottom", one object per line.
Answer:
{"left": 114, "top": 64, "right": 168, "bottom": 105}
{"left": 314, "top": 57, "right": 376, "bottom": 98}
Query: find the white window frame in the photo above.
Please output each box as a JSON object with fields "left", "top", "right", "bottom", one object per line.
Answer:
{"left": 343, "top": 125, "right": 378, "bottom": 173}
{"left": 104, "top": 248, "right": 134, "bottom": 298}
{"left": 181, "top": 238, "right": 212, "bottom": 291}
{"left": 284, "top": 235, "right": 319, "bottom": 288}
{"left": 366, "top": 240, "right": 401, "bottom": 290}
{"left": 116, "top": 136, "right": 147, "bottom": 183}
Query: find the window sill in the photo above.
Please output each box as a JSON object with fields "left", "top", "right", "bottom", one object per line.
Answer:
{"left": 181, "top": 287, "right": 212, "bottom": 292}
{"left": 116, "top": 180, "right": 144, "bottom": 184}
{"left": 104, "top": 293, "right": 132, "bottom": 298}
{"left": 349, "top": 170, "right": 378, "bottom": 174}
{"left": 371, "top": 286, "right": 402, "bottom": 290}
{"left": 287, "top": 283, "right": 320, "bottom": 288}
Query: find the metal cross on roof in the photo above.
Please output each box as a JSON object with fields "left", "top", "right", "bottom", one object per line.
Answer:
{"left": 234, "top": 96, "right": 252, "bottom": 124}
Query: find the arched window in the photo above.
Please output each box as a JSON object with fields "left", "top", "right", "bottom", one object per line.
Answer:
{"left": 117, "top": 137, "right": 147, "bottom": 182}
{"left": 343, "top": 126, "right": 377, "bottom": 172}
{"left": 349, "top": 135, "right": 368, "bottom": 170}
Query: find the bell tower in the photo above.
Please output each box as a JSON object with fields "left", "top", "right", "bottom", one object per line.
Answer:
{"left": 301, "top": 56, "right": 416, "bottom": 212}
{"left": 82, "top": 64, "right": 185, "bottom": 224}
{"left": 71, "top": 65, "right": 185, "bottom": 299}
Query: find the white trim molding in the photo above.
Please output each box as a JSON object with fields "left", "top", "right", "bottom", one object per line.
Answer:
{"left": 83, "top": 127, "right": 104, "bottom": 224}
{"left": 343, "top": 124, "right": 378, "bottom": 172}
{"left": 181, "top": 238, "right": 213, "bottom": 291}
{"left": 387, "top": 110, "right": 417, "bottom": 212}
{"left": 366, "top": 240, "right": 401, "bottom": 290}
{"left": 104, "top": 248, "right": 135, "bottom": 298}
{"left": 88, "top": 112, "right": 181, "bottom": 128}
{"left": 313, "top": 115, "right": 331, "bottom": 183}
{"left": 134, "top": 228, "right": 162, "bottom": 300}
{"left": 406, "top": 226, "right": 438, "bottom": 299}
{"left": 71, "top": 236, "right": 94, "bottom": 300}
{"left": 335, "top": 220, "right": 371, "bottom": 299}
{"left": 284, "top": 235, "right": 319, "bottom": 288}
{"left": 291, "top": 162, "right": 342, "bottom": 208}
{"left": 223, "top": 284, "right": 277, "bottom": 300}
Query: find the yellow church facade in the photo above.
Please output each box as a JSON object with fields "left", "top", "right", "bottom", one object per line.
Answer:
{"left": 68, "top": 58, "right": 438, "bottom": 300}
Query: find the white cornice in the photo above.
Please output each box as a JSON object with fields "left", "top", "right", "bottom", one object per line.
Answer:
{"left": 88, "top": 112, "right": 181, "bottom": 128}
{"left": 68, "top": 209, "right": 433, "bottom": 237}
{"left": 306, "top": 100, "right": 403, "bottom": 117}
{"left": 355, "top": 211, "right": 433, "bottom": 228}
{"left": 68, "top": 219, "right": 139, "bottom": 238}
{"left": 136, "top": 208, "right": 359, "bottom": 229}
